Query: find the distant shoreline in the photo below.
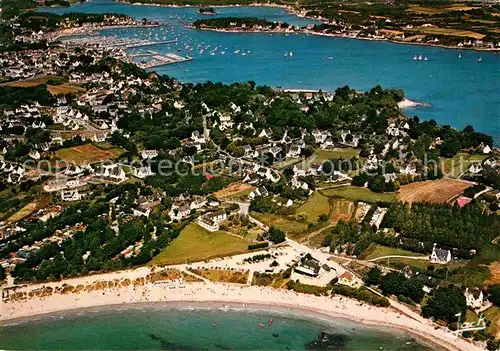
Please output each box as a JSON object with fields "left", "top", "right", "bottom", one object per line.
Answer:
{"left": 190, "top": 26, "right": 500, "bottom": 53}
{"left": 114, "top": 0, "right": 499, "bottom": 52}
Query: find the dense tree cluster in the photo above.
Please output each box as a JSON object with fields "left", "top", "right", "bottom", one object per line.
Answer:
{"left": 381, "top": 202, "right": 500, "bottom": 250}
{"left": 422, "top": 285, "right": 467, "bottom": 323}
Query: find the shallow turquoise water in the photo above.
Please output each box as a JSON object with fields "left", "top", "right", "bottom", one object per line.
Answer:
{"left": 41, "top": 0, "right": 499, "bottom": 142}
{"left": 0, "top": 304, "right": 434, "bottom": 350}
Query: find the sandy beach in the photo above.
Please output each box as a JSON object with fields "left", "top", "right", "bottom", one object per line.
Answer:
{"left": 0, "top": 266, "right": 484, "bottom": 351}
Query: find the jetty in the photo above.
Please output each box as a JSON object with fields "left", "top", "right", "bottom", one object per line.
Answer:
{"left": 135, "top": 53, "right": 192, "bottom": 69}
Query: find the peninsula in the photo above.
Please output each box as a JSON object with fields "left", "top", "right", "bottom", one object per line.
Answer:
{"left": 121, "top": 0, "right": 500, "bottom": 51}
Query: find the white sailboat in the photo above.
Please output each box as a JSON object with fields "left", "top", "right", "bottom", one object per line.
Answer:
{"left": 413, "top": 55, "right": 418, "bottom": 60}
{"left": 289, "top": 51, "right": 293, "bottom": 57}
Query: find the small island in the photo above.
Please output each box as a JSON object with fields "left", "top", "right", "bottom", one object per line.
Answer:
{"left": 198, "top": 7, "right": 217, "bottom": 15}
{"left": 192, "top": 17, "right": 291, "bottom": 32}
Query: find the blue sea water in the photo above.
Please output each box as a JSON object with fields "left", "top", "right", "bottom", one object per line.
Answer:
{"left": 0, "top": 303, "right": 435, "bottom": 350}
{"left": 41, "top": 0, "right": 499, "bottom": 141}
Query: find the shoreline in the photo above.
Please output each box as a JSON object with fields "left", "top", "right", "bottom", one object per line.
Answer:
{"left": 114, "top": 0, "right": 499, "bottom": 52}
{"left": 0, "top": 266, "right": 484, "bottom": 351}
{"left": 1, "top": 300, "right": 446, "bottom": 350}
{"left": 190, "top": 26, "right": 500, "bottom": 52}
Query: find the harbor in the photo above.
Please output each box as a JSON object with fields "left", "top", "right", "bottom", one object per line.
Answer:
{"left": 61, "top": 36, "right": 178, "bottom": 49}
{"left": 61, "top": 35, "right": 192, "bottom": 67}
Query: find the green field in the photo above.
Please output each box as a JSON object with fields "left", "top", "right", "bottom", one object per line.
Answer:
{"left": 299, "top": 148, "right": 360, "bottom": 170}
{"left": 150, "top": 223, "right": 250, "bottom": 265}
{"left": 296, "top": 191, "right": 331, "bottom": 222}
{"left": 439, "top": 153, "right": 489, "bottom": 178}
{"left": 250, "top": 211, "right": 308, "bottom": 235}
{"left": 322, "top": 186, "right": 396, "bottom": 203}
{"left": 484, "top": 306, "right": 500, "bottom": 339}
{"left": 359, "top": 244, "right": 427, "bottom": 261}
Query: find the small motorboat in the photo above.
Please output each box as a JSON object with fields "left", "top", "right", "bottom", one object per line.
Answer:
{"left": 212, "top": 322, "right": 217, "bottom": 327}
{"left": 268, "top": 318, "right": 273, "bottom": 325}
{"left": 258, "top": 322, "right": 265, "bottom": 327}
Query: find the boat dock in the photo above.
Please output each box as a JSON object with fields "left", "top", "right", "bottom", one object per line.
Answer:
{"left": 135, "top": 53, "right": 192, "bottom": 69}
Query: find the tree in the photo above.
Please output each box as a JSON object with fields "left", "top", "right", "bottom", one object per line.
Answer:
{"left": 487, "top": 285, "right": 500, "bottom": 306}
{"left": 268, "top": 227, "right": 285, "bottom": 244}
{"left": 365, "top": 266, "right": 382, "bottom": 286}
{"left": 422, "top": 285, "right": 466, "bottom": 324}
{"left": 318, "top": 214, "right": 329, "bottom": 222}
{"left": 380, "top": 272, "right": 407, "bottom": 296}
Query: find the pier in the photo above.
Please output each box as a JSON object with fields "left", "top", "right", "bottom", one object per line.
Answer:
{"left": 135, "top": 53, "right": 192, "bottom": 69}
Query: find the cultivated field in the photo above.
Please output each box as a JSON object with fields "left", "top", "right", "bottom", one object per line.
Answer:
{"left": 213, "top": 182, "right": 254, "bottom": 199}
{"left": 1, "top": 75, "right": 84, "bottom": 95}
{"left": 397, "top": 179, "right": 470, "bottom": 204}
{"left": 488, "top": 262, "right": 500, "bottom": 285}
{"left": 412, "top": 26, "right": 485, "bottom": 39}
{"left": 6, "top": 202, "right": 37, "bottom": 223}
{"left": 322, "top": 186, "right": 396, "bottom": 203}
{"left": 47, "top": 84, "right": 85, "bottom": 95}
{"left": 330, "top": 198, "right": 355, "bottom": 223}
{"left": 150, "top": 223, "right": 250, "bottom": 266}
{"left": 408, "top": 5, "right": 479, "bottom": 15}
{"left": 1, "top": 75, "right": 62, "bottom": 87}
{"left": 55, "top": 144, "right": 122, "bottom": 165}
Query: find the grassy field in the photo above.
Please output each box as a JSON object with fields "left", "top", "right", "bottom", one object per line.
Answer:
{"left": 440, "top": 153, "right": 489, "bottom": 178}
{"left": 150, "top": 223, "right": 250, "bottom": 265}
{"left": 484, "top": 306, "right": 500, "bottom": 339}
{"left": 299, "top": 148, "right": 360, "bottom": 170}
{"left": 55, "top": 144, "right": 122, "bottom": 165}
{"left": 378, "top": 257, "right": 467, "bottom": 272}
{"left": 322, "top": 186, "right": 396, "bottom": 203}
{"left": 189, "top": 268, "right": 249, "bottom": 284}
{"left": 359, "top": 244, "right": 427, "bottom": 261}
{"left": 397, "top": 179, "right": 470, "bottom": 204}
{"left": 250, "top": 211, "right": 308, "bottom": 235}
{"left": 296, "top": 191, "right": 331, "bottom": 222}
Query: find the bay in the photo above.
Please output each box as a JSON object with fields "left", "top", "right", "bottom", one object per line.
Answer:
{"left": 0, "top": 303, "right": 434, "bottom": 350}
{"left": 41, "top": 0, "right": 499, "bottom": 141}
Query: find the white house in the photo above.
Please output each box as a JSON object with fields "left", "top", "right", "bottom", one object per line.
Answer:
{"left": 141, "top": 149, "right": 158, "bottom": 159}
{"left": 430, "top": 244, "right": 451, "bottom": 264}
{"left": 60, "top": 189, "right": 85, "bottom": 202}
{"left": 469, "top": 163, "right": 483, "bottom": 174}
{"left": 133, "top": 166, "right": 154, "bottom": 179}
{"left": 197, "top": 210, "right": 227, "bottom": 232}
{"left": 465, "top": 288, "right": 488, "bottom": 310}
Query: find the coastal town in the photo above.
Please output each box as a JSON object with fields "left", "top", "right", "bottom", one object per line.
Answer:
{"left": 0, "top": 0, "right": 500, "bottom": 350}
